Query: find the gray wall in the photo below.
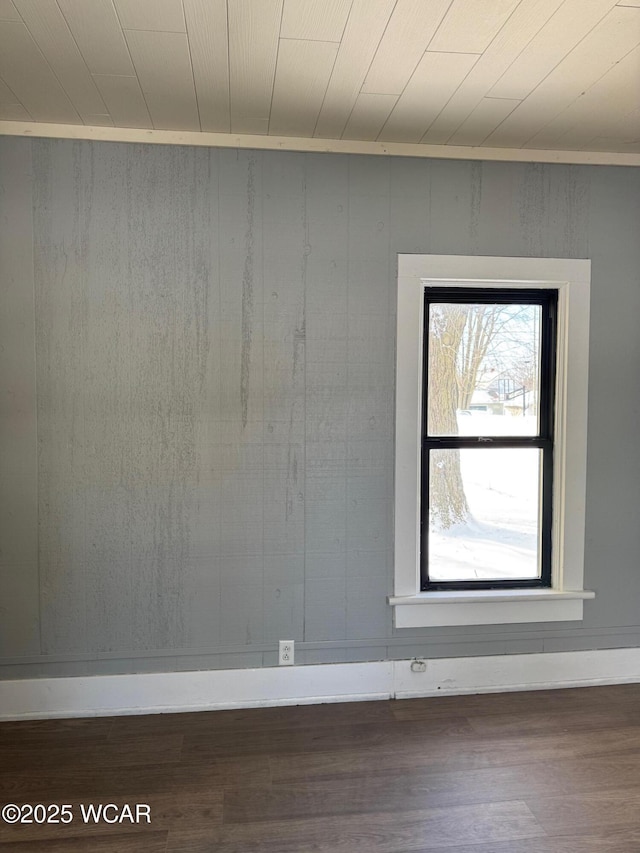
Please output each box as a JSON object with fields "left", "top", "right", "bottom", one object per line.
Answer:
{"left": 1, "top": 137, "right": 639, "bottom": 679}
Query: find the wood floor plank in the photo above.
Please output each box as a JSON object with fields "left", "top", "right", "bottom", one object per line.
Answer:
{"left": 0, "top": 717, "right": 114, "bottom": 742}
{"left": 467, "top": 705, "right": 640, "bottom": 737}
{"left": 527, "top": 788, "right": 640, "bottom": 835}
{"left": 0, "top": 733, "right": 183, "bottom": 773}
{"left": 0, "top": 793, "right": 220, "bottom": 844}
{"left": 181, "top": 716, "right": 474, "bottom": 761}
{"left": 268, "top": 726, "right": 640, "bottom": 781}
{"left": 0, "top": 756, "right": 270, "bottom": 802}
{"left": 0, "top": 831, "right": 168, "bottom": 852}
{"left": 387, "top": 833, "right": 640, "bottom": 853}
{"left": 166, "top": 802, "right": 544, "bottom": 852}
{"left": 226, "top": 752, "right": 640, "bottom": 822}
{"left": 107, "top": 699, "right": 395, "bottom": 739}
{"left": 391, "top": 684, "right": 640, "bottom": 721}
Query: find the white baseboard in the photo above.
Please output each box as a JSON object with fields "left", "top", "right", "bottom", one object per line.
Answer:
{"left": 2, "top": 648, "right": 640, "bottom": 720}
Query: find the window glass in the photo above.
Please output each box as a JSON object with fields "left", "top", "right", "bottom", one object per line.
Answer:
{"left": 427, "top": 302, "right": 542, "bottom": 438}
{"left": 427, "top": 447, "right": 541, "bottom": 582}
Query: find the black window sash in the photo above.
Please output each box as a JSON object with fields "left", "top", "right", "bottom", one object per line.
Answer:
{"left": 421, "top": 287, "right": 557, "bottom": 592}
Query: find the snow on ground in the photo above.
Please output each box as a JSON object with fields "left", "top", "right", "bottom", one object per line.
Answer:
{"left": 429, "top": 413, "right": 541, "bottom": 582}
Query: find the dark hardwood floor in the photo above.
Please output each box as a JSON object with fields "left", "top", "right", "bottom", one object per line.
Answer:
{"left": 2, "top": 683, "right": 640, "bottom": 851}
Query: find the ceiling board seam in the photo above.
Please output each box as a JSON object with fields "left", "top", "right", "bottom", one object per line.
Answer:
{"left": 183, "top": 0, "right": 231, "bottom": 133}
{"left": 350, "top": 0, "right": 398, "bottom": 100}
{"left": 337, "top": 0, "right": 354, "bottom": 42}
{"left": 5, "top": 16, "right": 82, "bottom": 123}
{"left": 454, "top": 0, "right": 537, "bottom": 67}
{"left": 518, "top": 37, "right": 640, "bottom": 148}
{"left": 340, "top": 87, "right": 361, "bottom": 138}
{"left": 311, "top": 0, "right": 370, "bottom": 138}
{"left": 418, "top": 50, "right": 482, "bottom": 144}
{"left": 488, "top": 1, "right": 622, "bottom": 102}
{"left": 425, "top": 0, "right": 462, "bottom": 51}
{"left": 374, "top": 48, "right": 480, "bottom": 142}
{"left": 90, "top": 73, "right": 137, "bottom": 80}
{"left": 181, "top": 0, "right": 202, "bottom": 132}
{"left": 581, "top": 127, "right": 640, "bottom": 149}
{"left": 456, "top": 97, "right": 521, "bottom": 147}
{"left": 1, "top": 103, "right": 34, "bottom": 121}
{"left": 425, "top": 49, "right": 483, "bottom": 55}
{"left": 54, "top": 0, "right": 105, "bottom": 76}
{"left": 121, "top": 28, "right": 187, "bottom": 34}
{"left": 0, "top": 0, "right": 21, "bottom": 23}
{"left": 0, "top": 72, "right": 22, "bottom": 105}
{"left": 225, "top": 0, "right": 231, "bottom": 133}
{"left": 361, "top": 0, "right": 456, "bottom": 98}
{"left": 416, "top": 0, "right": 570, "bottom": 145}
{"left": 111, "top": 0, "right": 154, "bottom": 129}
{"left": 279, "top": 36, "right": 341, "bottom": 44}
{"left": 311, "top": 29, "right": 343, "bottom": 137}
{"left": 375, "top": 48, "right": 429, "bottom": 140}
{"left": 491, "top": 7, "right": 640, "bottom": 147}
{"left": 19, "top": 0, "right": 110, "bottom": 118}
{"left": 266, "top": 0, "right": 286, "bottom": 135}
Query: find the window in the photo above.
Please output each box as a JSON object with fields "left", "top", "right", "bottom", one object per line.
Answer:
{"left": 422, "top": 288, "right": 556, "bottom": 591}
{"left": 391, "top": 255, "right": 594, "bottom": 628}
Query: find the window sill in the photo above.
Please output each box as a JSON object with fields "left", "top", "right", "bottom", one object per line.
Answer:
{"left": 389, "top": 589, "right": 596, "bottom": 628}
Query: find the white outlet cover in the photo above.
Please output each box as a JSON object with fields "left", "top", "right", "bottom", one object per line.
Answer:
{"left": 279, "top": 640, "right": 294, "bottom": 666}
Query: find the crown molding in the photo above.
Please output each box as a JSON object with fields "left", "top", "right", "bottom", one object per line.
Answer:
{"left": 1, "top": 121, "right": 639, "bottom": 166}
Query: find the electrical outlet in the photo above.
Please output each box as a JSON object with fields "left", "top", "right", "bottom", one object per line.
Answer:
{"left": 410, "top": 659, "right": 427, "bottom": 673}
{"left": 279, "top": 640, "right": 294, "bottom": 666}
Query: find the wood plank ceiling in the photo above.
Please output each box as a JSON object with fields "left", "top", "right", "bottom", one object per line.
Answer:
{"left": 0, "top": 0, "right": 638, "bottom": 155}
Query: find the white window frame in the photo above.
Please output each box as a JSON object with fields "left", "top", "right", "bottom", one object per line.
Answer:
{"left": 390, "top": 254, "right": 595, "bottom": 628}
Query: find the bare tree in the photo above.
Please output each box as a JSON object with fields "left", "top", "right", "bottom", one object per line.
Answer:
{"left": 427, "top": 304, "right": 469, "bottom": 529}
{"left": 428, "top": 303, "right": 533, "bottom": 529}
{"left": 455, "top": 305, "right": 500, "bottom": 410}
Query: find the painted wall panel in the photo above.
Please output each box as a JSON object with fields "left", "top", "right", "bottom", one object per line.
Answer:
{"left": 0, "top": 139, "right": 40, "bottom": 657}
{"left": 33, "top": 141, "right": 90, "bottom": 654}
{"left": 583, "top": 166, "right": 640, "bottom": 629}
{"left": 1, "top": 136, "right": 639, "bottom": 676}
